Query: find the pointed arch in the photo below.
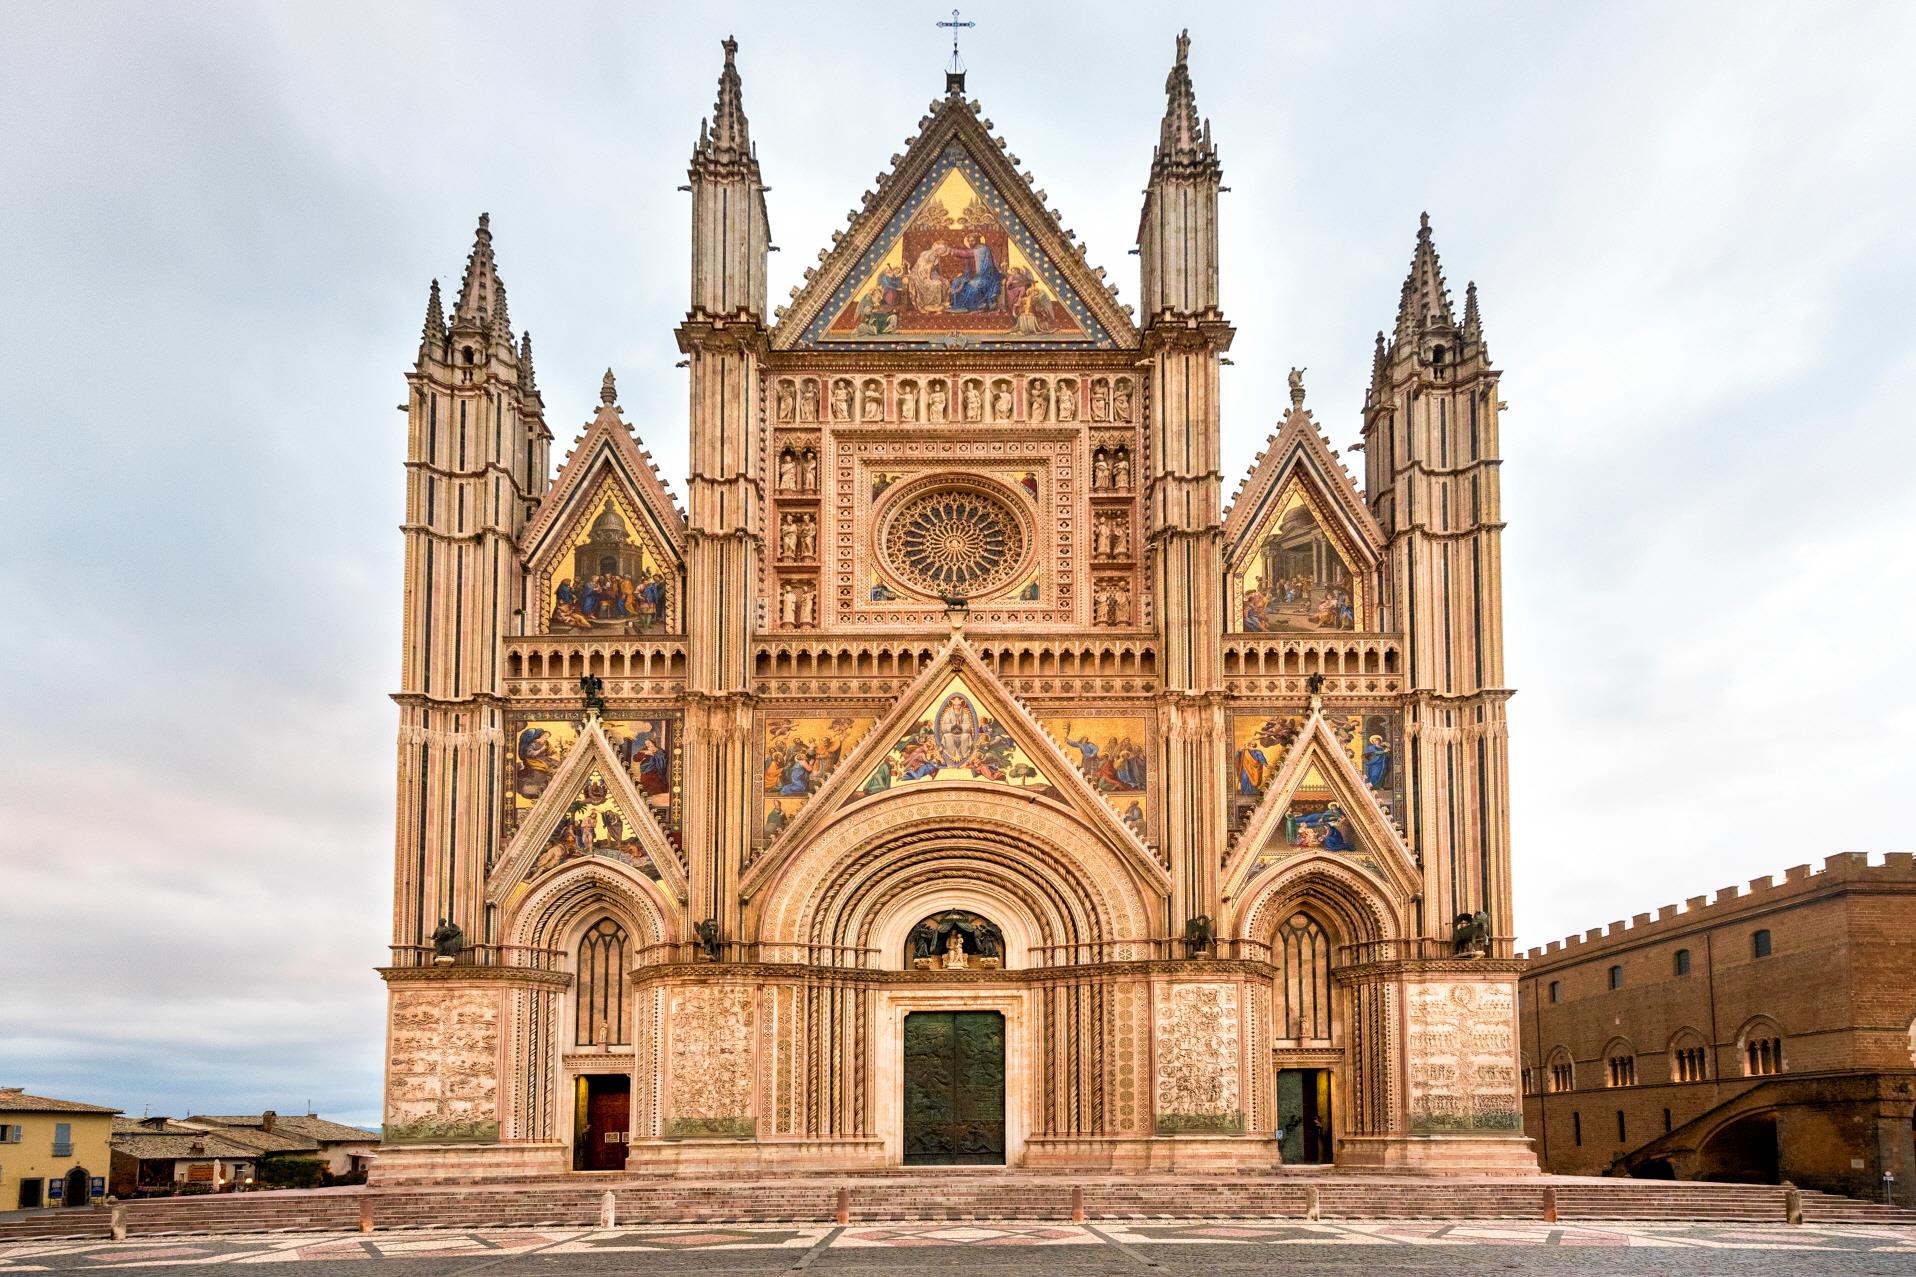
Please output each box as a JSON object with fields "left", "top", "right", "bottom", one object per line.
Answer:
{"left": 1235, "top": 857, "right": 1400, "bottom": 956}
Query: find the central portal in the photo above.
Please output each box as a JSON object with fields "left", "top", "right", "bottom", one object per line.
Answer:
{"left": 903, "top": 1010, "right": 1006, "bottom": 1165}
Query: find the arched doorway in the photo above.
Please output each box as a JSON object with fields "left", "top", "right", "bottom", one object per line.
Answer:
{"left": 1697, "top": 1113, "right": 1780, "bottom": 1184}
{"left": 1272, "top": 911, "right": 1335, "bottom": 1164}
{"left": 62, "top": 1167, "right": 89, "bottom": 1208}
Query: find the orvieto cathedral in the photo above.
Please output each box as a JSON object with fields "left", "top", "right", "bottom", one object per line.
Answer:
{"left": 376, "top": 32, "right": 1535, "bottom": 1180}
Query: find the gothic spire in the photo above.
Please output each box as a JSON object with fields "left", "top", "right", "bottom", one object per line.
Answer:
{"left": 451, "top": 212, "right": 506, "bottom": 330}
{"left": 518, "top": 330, "right": 539, "bottom": 395}
{"left": 1153, "top": 29, "right": 1217, "bottom": 174}
{"left": 1462, "top": 280, "right": 1485, "bottom": 345}
{"left": 420, "top": 278, "right": 445, "bottom": 351}
{"left": 695, "top": 37, "right": 753, "bottom": 169}
{"left": 1392, "top": 212, "right": 1456, "bottom": 340}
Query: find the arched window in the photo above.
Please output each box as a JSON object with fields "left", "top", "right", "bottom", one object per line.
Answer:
{"left": 1548, "top": 979, "right": 1561, "bottom": 1004}
{"left": 1669, "top": 1029, "right": 1709, "bottom": 1082}
{"left": 1752, "top": 929, "right": 1773, "bottom": 958}
{"left": 1673, "top": 948, "right": 1691, "bottom": 976}
{"left": 574, "top": 918, "right": 629, "bottom": 1047}
{"left": 1740, "top": 1018, "right": 1784, "bottom": 1076}
{"left": 1274, "top": 913, "right": 1333, "bottom": 1042}
{"left": 1547, "top": 1047, "right": 1575, "bottom": 1094}
{"left": 1607, "top": 964, "right": 1624, "bottom": 990}
{"left": 1603, "top": 1038, "right": 1637, "bottom": 1088}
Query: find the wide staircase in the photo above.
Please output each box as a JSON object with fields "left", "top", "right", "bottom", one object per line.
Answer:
{"left": 4, "top": 1173, "right": 1912, "bottom": 1242}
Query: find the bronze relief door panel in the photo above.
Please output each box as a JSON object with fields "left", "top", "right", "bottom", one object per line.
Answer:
{"left": 903, "top": 1010, "right": 1005, "bottom": 1165}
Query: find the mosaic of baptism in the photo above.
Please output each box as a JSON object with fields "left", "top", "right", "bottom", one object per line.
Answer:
{"left": 376, "top": 32, "right": 1529, "bottom": 1180}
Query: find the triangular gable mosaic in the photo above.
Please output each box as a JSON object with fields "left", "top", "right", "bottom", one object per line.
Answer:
{"left": 535, "top": 482, "right": 676, "bottom": 636}
{"left": 855, "top": 671, "right": 1058, "bottom": 798}
{"left": 799, "top": 144, "right": 1113, "bottom": 350}
{"left": 504, "top": 713, "right": 681, "bottom": 849}
{"left": 1229, "top": 479, "right": 1364, "bottom": 634}
{"left": 1042, "top": 714, "right": 1149, "bottom": 840}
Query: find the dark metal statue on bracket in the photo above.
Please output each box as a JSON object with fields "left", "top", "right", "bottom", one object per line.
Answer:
{"left": 695, "top": 918, "right": 722, "bottom": 961}
{"left": 579, "top": 673, "right": 607, "bottom": 717}
{"left": 1184, "top": 914, "right": 1214, "bottom": 958}
{"left": 1451, "top": 910, "right": 1491, "bottom": 957}
{"left": 430, "top": 917, "right": 464, "bottom": 964}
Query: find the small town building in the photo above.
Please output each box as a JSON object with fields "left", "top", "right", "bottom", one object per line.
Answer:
{"left": 1518, "top": 853, "right": 1916, "bottom": 1205}
{"left": 108, "top": 1119, "right": 258, "bottom": 1196}
{"left": 185, "top": 1112, "right": 377, "bottom": 1178}
{"left": 0, "top": 1088, "right": 119, "bottom": 1209}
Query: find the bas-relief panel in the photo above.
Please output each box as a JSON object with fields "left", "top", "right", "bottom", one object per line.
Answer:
{"left": 505, "top": 716, "right": 680, "bottom": 847}
{"left": 857, "top": 676, "right": 1059, "bottom": 801}
{"left": 543, "top": 490, "right": 672, "bottom": 635}
{"left": 1044, "top": 715, "right": 1148, "bottom": 836}
{"left": 1229, "top": 711, "right": 1401, "bottom": 836}
{"left": 762, "top": 714, "right": 876, "bottom": 837}
{"left": 1153, "top": 983, "right": 1243, "bottom": 1134}
{"left": 1232, "top": 484, "right": 1360, "bottom": 633}
{"left": 666, "top": 985, "right": 757, "bottom": 1139}
{"left": 385, "top": 986, "right": 500, "bottom": 1144}
{"left": 800, "top": 144, "right": 1111, "bottom": 349}
{"left": 1405, "top": 982, "right": 1522, "bottom": 1133}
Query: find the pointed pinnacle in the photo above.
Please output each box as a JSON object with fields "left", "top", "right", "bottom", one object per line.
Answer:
{"left": 421, "top": 278, "right": 445, "bottom": 344}
{"left": 1394, "top": 211, "right": 1455, "bottom": 336}
{"left": 1154, "top": 28, "right": 1215, "bottom": 170}
{"left": 518, "top": 330, "right": 538, "bottom": 394}
{"left": 452, "top": 213, "right": 504, "bottom": 328}
{"left": 1463, "top": 280, "right": 1484, "bottom": 342}
{"left": 600, "top": 368, "right": 617, "bottom": 407}
{"left": 697, "top": 36, "right": 751, "bottom": 161}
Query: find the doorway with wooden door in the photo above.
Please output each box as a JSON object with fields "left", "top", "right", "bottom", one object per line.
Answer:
{"left": 1277, "top": 1067, "right": 1334, "bottom": 1164}
{"left": 573, "top": 1073, "right": 631, "bottom": 1171}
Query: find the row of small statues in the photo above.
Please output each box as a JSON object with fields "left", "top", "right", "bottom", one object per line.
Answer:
{"left": 776, "top": 374, "right": 1136, "bottom": 426}
{"left": 776, "top": 513, "right": 819, "bottom": 561}
{"left": 776, "top": 580, "right": 820, "bottom": 627}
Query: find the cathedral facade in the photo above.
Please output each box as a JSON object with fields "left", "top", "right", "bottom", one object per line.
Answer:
{"left": 376, "top": 34, "right": 1534, "bottom": 1180}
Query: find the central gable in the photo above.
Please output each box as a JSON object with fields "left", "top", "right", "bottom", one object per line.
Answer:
{"left": 800, "top": 144, "right": 1108, "bottom": 349}
{"left": 774, "top": 94, "right": 1135, "bottom": 352}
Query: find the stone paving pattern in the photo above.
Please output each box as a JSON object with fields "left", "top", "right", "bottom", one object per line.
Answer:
{"left": 3, "top": 1221, "right": 1914, "bottom": 1274}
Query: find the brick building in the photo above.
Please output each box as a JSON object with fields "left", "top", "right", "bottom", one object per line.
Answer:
{"left": 1518, "top": 852, "right": 1916, "bottom": 1204}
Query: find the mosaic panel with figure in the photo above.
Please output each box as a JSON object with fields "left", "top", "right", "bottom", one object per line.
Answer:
{"left": 801, "top": 145, "right": 1109, "bottom": 349}
{"left": 858, "top": 676, "right": 1059, "bottom": 800}
{"left": 526, "top": 768, "right": 663, "bottom": 883}
{"left": 543, "top": 492, "right": 672, "bottom": 634}
{"left": 762, "top": 714, "right": 877, "bottom": 838}
{"left": 505, "top": 715, "right": 681, "bottom": 846}
{"left": 1229, "top": 711, "right": 1401, "bottom": 836}
{"left": 1045, "top": 715, "right": 1148, "bottom": 837}
{"left": 1231, "top": 484, "right": 1361, "bottom": 633}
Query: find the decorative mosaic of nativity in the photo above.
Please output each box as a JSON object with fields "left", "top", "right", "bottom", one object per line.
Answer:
{"left": 762, "top": 714, "right": 876, "bottom": 838}
{"left": 1231, "top": 483, "right": 1361, "bottom": 633}
{"left": 1231, "top": 711, "right": 1401, "bottom": 837}
{"left": 540, "top": 490, "right": 674, "bottom": 635}
{"left": 527, "top": 768, "right": 663, "bottom": 883}
{"left": 858, "top": 675, "right": 1059, "bottom": 800}
{"left": 1044, "top": 716, "right": 1148, "bottom": 838}
{"left": 800, "top": 145, "right": 1112, "bottom": 349}
{"left": 505, "top": 716, "right": 680, "bottom": 849}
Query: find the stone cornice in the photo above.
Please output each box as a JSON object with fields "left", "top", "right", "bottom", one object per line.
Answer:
{"left": 630, "top": 957, "right": 1283, "bottom": 986}
{"left": 378, "top": 965, "right": 573, "bottom": 989}
{"left": 1335, "top": 957, "right": 1527, "bottom": 983}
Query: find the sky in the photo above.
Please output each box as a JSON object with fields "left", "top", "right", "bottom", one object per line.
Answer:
{"left": 2, "top": 1, "right": 1912, "bottom": 1127}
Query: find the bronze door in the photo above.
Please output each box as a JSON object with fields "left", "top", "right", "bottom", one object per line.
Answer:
{"left": 903, "top": 1010, "right": 1005, "bottom": 1165}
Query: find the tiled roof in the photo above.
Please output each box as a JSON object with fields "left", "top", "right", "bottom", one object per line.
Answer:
{"left": 113, "top": 1118, "right": 201, "bottom": 1136}
{"left": 191, "top": 1114, "right": 376, "bottom": 1144}
{"left": 0, "top": 1088, "right": 121, "bottom": 1115}
{"left": 180, "top": 1121, "right": 319, "bottom": 1154}
{"left": 110, "top": 1132, "right": 259, "bottom": 1161}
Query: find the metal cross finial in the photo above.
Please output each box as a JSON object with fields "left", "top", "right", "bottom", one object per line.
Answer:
{"left": 937, "top": 8, "right": 975, "bottom": 74}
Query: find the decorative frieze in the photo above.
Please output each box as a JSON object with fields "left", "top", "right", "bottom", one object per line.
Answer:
{"left": 1153, "top": 982, "right": 1243, "bottom": 1133}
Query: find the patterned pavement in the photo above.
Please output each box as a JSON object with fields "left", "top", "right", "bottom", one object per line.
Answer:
{"left": 1, "top": 1220, "right": 1912, "bottom": 1272}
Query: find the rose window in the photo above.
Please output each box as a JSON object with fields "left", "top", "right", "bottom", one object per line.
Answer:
{"left": 881, "top": 487, "right": 1027, "bottom": 598}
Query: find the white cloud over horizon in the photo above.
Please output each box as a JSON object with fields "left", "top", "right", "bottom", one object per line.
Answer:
{"left": 2, "top": 1, "right": 1911, "bottom": 1127}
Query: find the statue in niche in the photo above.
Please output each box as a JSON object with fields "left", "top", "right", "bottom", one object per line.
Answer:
{"left": 696, "top": 918, "right": 722, "bottom": 961}
{"left": 431, "top": 918, "right": 464, "bottom": 963}
{"left": 927, "top": 381, "right": 948, "bottom": 423}
{"left": 1091, "top": 379, "right": 1111, "bottom": 422}
{"left": 775, "top": 381, "right": 796, "bottom": 423}
{"left": 777, "top": 449, "right": 797, "bottom": 490}
{"left": 1028, "top": 378, "right": 1050, "bottom": 422}
{"left": 1112, "top": 378, "right": 1133, "bottom": 422}
{"left": 1055, "top": 380, "right": 1078, "bottom": 422}
{"left": 830, "top": 379, "right": 853, "bottom": 422}
{"left": 907, "top": 910, "right": 1005, "bottom": 969}
{"left": 800, "top": 449, "right": 819, "bottom": 490}
{"left": 897, "top": 380, "right": 919, "bottom": 422}
{"left": 798, "top": 379, "right": 819, "bottom": 422}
